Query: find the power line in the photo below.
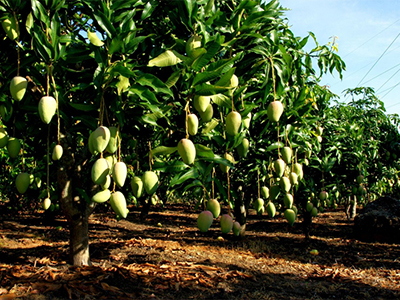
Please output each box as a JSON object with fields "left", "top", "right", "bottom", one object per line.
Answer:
{"left": 381, "top": 80, "right": 400, "bottom": 99}
{"left": 376, "top": 66, "right": 400, "bottom": 92}
{"left": 356, "top": 32, "right": 400, "bottom": 87}
{"left": 363, "top": 62, "right": 400, "bottom": 85}
{"left": 343, "top": 17, "right": 400, "bottom": 58}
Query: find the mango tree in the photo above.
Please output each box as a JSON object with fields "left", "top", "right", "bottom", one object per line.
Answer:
{"left": 0, "top": 0, "right": 346, "bottom": 266}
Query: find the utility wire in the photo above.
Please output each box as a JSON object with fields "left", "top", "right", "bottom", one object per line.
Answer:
{"left": 364, "top": 62, "right": 400, "bottom": 85}
{"left": 381, "top": 80, "right": 400, "bottom": 99}
{"left": 376, "top": 66, "right": 400, "bottom": 92}
{"left": 343, "top": 17, "right": 400, "bottom": 58}
{"left": 356, "top": 32, "right": 400, "bottom": 87}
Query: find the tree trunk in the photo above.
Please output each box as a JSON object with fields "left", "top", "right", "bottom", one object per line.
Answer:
{"left": 350, "top": 195, "right": 357, "bottom": 219}
{"left": 58, "top": 134, "right": 94, "bottom": 266}
{"left": 234, "top": 189, "right": 246, "bottom": 237}
{"left": 69, "top": 206, "right": 91, "bottom": 266}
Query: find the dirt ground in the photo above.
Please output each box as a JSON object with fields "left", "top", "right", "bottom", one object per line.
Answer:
{"left": 0, "top": 203, "right": 400, "bottom": 300}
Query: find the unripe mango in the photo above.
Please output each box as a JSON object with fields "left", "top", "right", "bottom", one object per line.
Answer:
{"left": 91, "top": 158, "right": 110, "bottom": 185}
{"left": 356, "top": 175, "right": 364, "bottom": 184}
{"left": 219, "top": 152, "right": 235, "bottom": 173}
{"left": 206, "top": 199, "right": 220, "bottom": 218}
{"left": 306, "top": 201, "right": 314, "bottom": 212}
{"left": 131, "top": 176, "right": 143, "bottom": 198}
{"left": 311, "top": 206, "right": 318, "bottom": 217}
{"left": 220, "top": 214, "right": 233, "bottom": 234}
{"left": 0, "top": 128, "right": 9, "bottom": 148}
{"left": 104, "top": 154, "right": 117, "bottom": 174}
{"left": 187, "top": 114, "right": 199, "bottom": 136}
{"left": 199, "top": 104, "right": 213, "bottom": 122}
{"left": 243, "top": 112, "right": 251, "bottom": 129}
{"left": 197, "top": 210, "right": 213, "bottom": 233}
{"left": 280, "top": 176, "right": 291, "bottom": 192}
{"left": 284, "top": 209, "right": 296, "bottom": 226}
{"left": 177, "top": 138, "right": 196, "bottom": 165}
{"left": 193, "top": 95, "right": 210, "bottom": 113}
{"left": 91, "top": 126, "right": 110, "bottom": 154}
{"left": 232, "top": 221, "right": 241, "bottom": 236}
{"left": 253, "top": 198, "right": 264, "bottom": 214}
{"left": 2, "top": 18, "right": 18, "bottom": 40}
{"left": 267, "top": 101, "right": 283, "bottom": 122}
{"left": 274, "top": 158, "right": 286, "bottom": 177}
{"left": 101, "top": 175, "right": 111, "bottom": 190}
{"left": 283, "top": 193, "right": 293, "bottom": 209}
{"left": 10, "top": 76, "right": 27, "bottom": 101}
{"left": 110, "top": 191, "right": 127, "bottom": 218}
{"left": 261, "top": 186, "right": 269, "bottom": 199}
{"left": 186, "top": 35, "right": 202, "bottom": 58}
{"left": 236, "top": 138, "right": 249, "bottom": 158}
{"left": 319, "top": 191, "right": 327, "bottom": 201}
{"left": 16, "top": 172, "right": 30, "bottom": 194}
{"left": 281, "top": 147, "right": 292, "bottom": 164}
{"left": 38, "top": 96, "right": 57, "bottom": 124}
{"left": 113, "top": 161, "right": 127, "bottom": 188}
{"left": 293, "top": 163, "right": 303, "bottom": 180}
{"left": 7, "top": 137, "right": 21, "bottom": 158}
{"left": 142, "top": 171, "right": 158, "bottom": 195}
{"left": 106, "top": 126, "right": 120, "bottom": 154}
{"left": 289, "top": 172, "right": 298, "bottom": 186}
{"left": 91, "top": 189, "right": 111, "bottom": 203}
{"left": 266, "top": 201, "right": 276, "bottom": 218}
{"left": 42, "top": 198, "right": 51, "bottom": 210}
{"left": 226, "top": 111, "right": 241, "bottom": 136}
{"left": 52, "top": 144, "right": 63, "bottom": 160}
{"left": 269, "top": 185, "right": 280, "bottom": 201}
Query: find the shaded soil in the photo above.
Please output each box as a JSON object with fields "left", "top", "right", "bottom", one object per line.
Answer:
{"left": 1, "top": 204, "right": 400, "bottom": 299}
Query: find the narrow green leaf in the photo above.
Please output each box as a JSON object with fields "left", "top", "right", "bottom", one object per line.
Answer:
{"left": 151, "top": 146, "right": 177, "bottom": 156}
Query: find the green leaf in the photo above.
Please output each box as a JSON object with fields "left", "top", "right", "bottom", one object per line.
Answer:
{"left": 148, "top": 50, "right": 182, "bottom": 67}
{"left": 151, "top": 146, "right": 177, "bottom": 156}
{"left": 137, "top": 73, "right": 173, "bottom": 96}
{"left": 68, "top": 102, "right": 97, "bottom": 112}
{"left": 170, "top": 168, "right": 199, "bottom": 186}
{"left": 192, "top": 70, "right": 222, "bottom": 87}
{"left": 195, "top": 144, "right": 214, "bottom": 158}
{"left": 92, "top": 10, "right": 116, "bottom": 39}
{"left": 165, "top": 70, "right": 181, "bottom": 88}
{"left": 266, "top": 142, "right": 285, "bottom": 152}
{"left": 201, "top": 119, "right": 219, "bottom": 134}
{"left": 195, "top": 84, "right": 230, "bottom": 96}
{"left": 210, "top": 93, "right": 230, "bottom": 108}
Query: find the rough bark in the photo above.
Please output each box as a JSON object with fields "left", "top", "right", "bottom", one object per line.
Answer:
{"left": 234, "top": 188, "right": 247, "bottom": 237}
{"left": 58, "top": 133, "right": 94, "bottom": 266}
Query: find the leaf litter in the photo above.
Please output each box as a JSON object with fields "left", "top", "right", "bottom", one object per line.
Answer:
{"left": 0, "top": 205, "right": 399, "bottom": 299}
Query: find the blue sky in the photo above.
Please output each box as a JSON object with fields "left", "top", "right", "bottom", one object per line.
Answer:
{"left": 279, "top": 0, "right": 400, "bottom": 116}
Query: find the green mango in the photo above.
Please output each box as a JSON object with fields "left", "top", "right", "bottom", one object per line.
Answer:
{"left": 52, "top": 144, "right": 63, "bottom": 160}
{"left": 38, "top": 96, "right": 57, "bottom": 124}
{"left": 197, "top": 211, "right": 213, "bottom": 233}
{"left": 142, "top": 171, "right": 158, "bottom": 195}
{"left": 187, "top": 114, "right": 199, "bottom": 136}
{"left": 206, "top": 199, "right": 220, "bottom": 218}
{"left": 106, "top": 126, "right": 120, "bottom": 154}
{"left": 10, "top": 76, "right": 27, "bottom": 101}
{"left": 7, "top": 137, "right": 21, "bottom": 158}
{"left": 220, "top": 214, "right": 233, "bottom": 234}
{"left": 16, "top": 172, "right": 30, "bottom": 194}
{"left": 284, "top": 209, "right": 296, "bottom": 226}
{"left": 113, "top": 161, "right": 127, "bottom": 188}
{"left": 131, "top": 176, "right": 143, "bottom": 198}
{"left": 267, "top": 101, "right": 283, "bottom": 122}
{"left": 110, "top": 191, "right": 127, "bottom": 218}
{"left": 177, "top": 138, "right": 196, "bottom": 165}
{"left": 92, "top": 189, "right": 111, "bottom": 203}
{"left": 91, "top": 126, "right": 110, "bottom": 154}
{"left": 226, "top": 111, "right": 241, "bottom": 136}
{"left": 91, "top": 158, "right": 110, "bottom": 185}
